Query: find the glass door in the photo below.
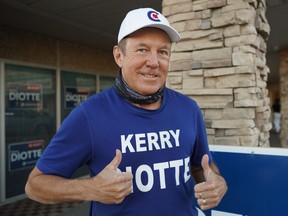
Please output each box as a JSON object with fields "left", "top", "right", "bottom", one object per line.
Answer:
{"left": 5, "top": 64, "right": 56, "bottom": 198}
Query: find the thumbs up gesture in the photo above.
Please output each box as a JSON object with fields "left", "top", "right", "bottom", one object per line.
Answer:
{"left": 194, "top": 154, "right": 227, "bottom": 210}
{"left": 85, "top": 149, "right": 133, "bottom": 204}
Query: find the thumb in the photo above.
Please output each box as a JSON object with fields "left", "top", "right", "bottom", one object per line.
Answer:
{"left": 108, "top": 149, "right": 122, "bottom": 171}
{"left": 201, "top": 154, "right": 212, "bottom": 181}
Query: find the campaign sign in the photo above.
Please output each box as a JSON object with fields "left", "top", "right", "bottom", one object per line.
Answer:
{"left": 7, "top": 83, "right": 42, "bottom": 110}
{"left": 196, "top": 146, "right": 288, "bottom": 216}
{"left": 64, "top": 87, "right": 89, "bottom": 109}
{"left": 9, "top": 140, "right": 44, "bottom": 172}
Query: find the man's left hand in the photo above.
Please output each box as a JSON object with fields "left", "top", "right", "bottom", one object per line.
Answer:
{"left": 194, "top": 154, "right": 228, "bottom": 210}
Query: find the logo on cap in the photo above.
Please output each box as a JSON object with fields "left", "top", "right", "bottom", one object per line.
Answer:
{"left": 147, "top": 11, "right": 161, "bottom": 22}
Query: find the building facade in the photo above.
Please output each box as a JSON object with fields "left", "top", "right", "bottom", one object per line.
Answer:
{"left": 0, "top": 0, "right": 286, "bottom": 205}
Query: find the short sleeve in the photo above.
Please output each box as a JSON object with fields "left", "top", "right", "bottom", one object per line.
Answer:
{"left": 36, "top": 105, "right": 92, "bottom": 178}
{"left": 190, "top": 107, "right": 213, "bottom": 167}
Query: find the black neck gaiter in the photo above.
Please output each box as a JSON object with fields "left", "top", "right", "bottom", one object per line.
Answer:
{"left": 113, "top": 70, "right": 165, "bottom": 104}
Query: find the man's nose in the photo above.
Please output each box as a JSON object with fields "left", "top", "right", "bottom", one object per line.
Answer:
{"left": 146, "top": 52, "right": 160, "bottom": 67}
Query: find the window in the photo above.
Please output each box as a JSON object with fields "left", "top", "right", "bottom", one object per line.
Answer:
{"left": 61, "top": 71, "right": 96, "bottom": 121}
{"left": 99, "top": 75, "right": 115, "bottom": 92}
{"left": 3, "top": 66, "right": 115, "bottom": 198}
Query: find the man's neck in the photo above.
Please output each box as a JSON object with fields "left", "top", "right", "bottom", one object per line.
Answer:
{"left": 132, "top": 98, "right": 162, "bottom": 110}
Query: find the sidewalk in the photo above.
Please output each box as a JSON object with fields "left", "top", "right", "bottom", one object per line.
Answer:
{"left": 59, "top": 202, "right": 89, "bottom": 216}
{"left": 0, "top": 198, "right": 89, "bottom": 216}
{"left": 270, "top": 130, "right": 281, "bottom": 147}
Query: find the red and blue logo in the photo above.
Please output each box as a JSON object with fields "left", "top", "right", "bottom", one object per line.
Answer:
{"left": 147, "top": 11, "right": 161, "bottom": 22}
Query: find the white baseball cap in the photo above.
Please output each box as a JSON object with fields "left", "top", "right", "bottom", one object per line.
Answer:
{"left": 117, "top": 8, "right": 181, "bottom": 43}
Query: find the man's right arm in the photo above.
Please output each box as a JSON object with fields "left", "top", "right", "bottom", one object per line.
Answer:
{"left": 25, "top": 149, "right": 133, "bottom": 204}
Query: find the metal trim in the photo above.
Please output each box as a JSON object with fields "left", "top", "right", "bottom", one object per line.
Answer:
{"left": 0, "top": 61, "right": 6, "bottom": 202}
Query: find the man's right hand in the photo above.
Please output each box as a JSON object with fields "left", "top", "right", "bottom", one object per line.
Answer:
{"left": 25, "top": 149, "right": 133, "bottom": 204}
{"left": 88, "top": 149, "right": 133, "bottom": 204}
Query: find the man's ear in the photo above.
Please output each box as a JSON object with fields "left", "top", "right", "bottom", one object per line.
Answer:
{"left": 113, "top": 45, "right": 123, "bottom": 68}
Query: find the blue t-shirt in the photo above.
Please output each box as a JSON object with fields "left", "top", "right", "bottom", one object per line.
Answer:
{"left": 37, "top": 87, "right": 212, "bottom": 216}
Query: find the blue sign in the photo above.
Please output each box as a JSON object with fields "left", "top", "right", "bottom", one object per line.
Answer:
{"left": 197, "top": 146, "right": 288, "bottom": 216}
{"left": 8, "top": 83, "right": 42, "bottom": 110}
{"left": 9, "top": 140, "right": 44, "bottom": 172}
{"left": 64, "top": 87, "right": 89, "bottom": 109}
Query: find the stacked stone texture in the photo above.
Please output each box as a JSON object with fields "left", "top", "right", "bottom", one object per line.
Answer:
{"left": 163, "top": 0, "right": 271, "bottom": 147}
{"left": 280, "top": 51, "right": 288, "bottom": 147}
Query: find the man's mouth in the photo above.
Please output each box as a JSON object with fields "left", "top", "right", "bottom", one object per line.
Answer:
{"left": 141, "top": 73, "right": 157, "bottom": 78}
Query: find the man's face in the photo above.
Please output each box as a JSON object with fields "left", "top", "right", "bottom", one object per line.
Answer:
{"left": 114, "top": 28, "right": 172, "bottom": 96}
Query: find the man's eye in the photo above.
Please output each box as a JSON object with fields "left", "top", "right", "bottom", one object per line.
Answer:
{"left": 137, "top": 49, "right": 147, "bottom": 53}
{"left": 159, "top": 50, "right": 169, "bottom": 56}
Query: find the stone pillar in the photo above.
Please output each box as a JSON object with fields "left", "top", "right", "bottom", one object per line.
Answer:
{"left": 163, "top": 0, "right": 271, "bottom": 147}
{"left": 279, "top": 51, "right": 288, "bottom": 147}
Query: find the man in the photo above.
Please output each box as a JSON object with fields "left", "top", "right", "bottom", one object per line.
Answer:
{"left": 25, "top": 8, "right": 227, "bottom": 216}
{"left": 272, "top": 99, "right": 281, "bottom": 133}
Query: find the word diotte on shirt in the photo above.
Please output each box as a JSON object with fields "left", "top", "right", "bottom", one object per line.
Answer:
{"left": 118, "top": 129, "right": 191, "bottom": 193}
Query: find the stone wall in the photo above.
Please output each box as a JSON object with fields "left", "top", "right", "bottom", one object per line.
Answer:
{"left": 163, "top": 0, "right": 271, "bottom": 147}
{"left": 279, "top": 50, "right": 288, "bottom": 147}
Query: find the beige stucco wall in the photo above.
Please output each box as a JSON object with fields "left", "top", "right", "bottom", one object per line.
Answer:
{"left": 0, "top": 26, "right": 117, "bottom": 75}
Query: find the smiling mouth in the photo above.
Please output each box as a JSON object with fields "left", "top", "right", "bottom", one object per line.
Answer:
{"left": 141, "top": 73, "right": 158, "bottom": 78}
